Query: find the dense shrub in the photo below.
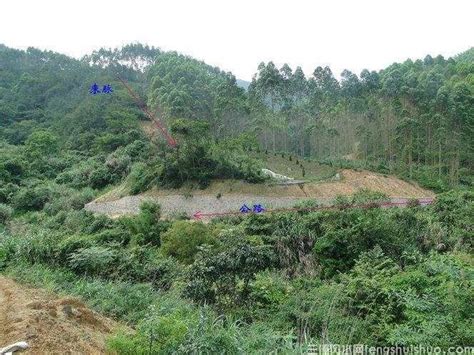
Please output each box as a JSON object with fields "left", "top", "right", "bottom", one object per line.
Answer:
{"left": 120, "top": 201, "right": 169, "bottom": 246}
{"left": 44, "top": 187, "right": 95, "bottom": 215}
{"left": 351, "top": 188, "right": 389, "bottom": 204}
{"left": 68, "top": 246, "right": 117, "bottom": 276}
{"left": 249, "top": 271, "right": 292, "bottom": 311}
{"left": 0, "top": 183, "right": 19, "bottom": 204}
{"left": 0, "top": 203, "right": 13, "bottom": 224}
{"left": 55, "top": 157, "right": 121, "bottom": 189}
{"left": 184, "top": 241, "right": 276, "bottom": 306}
{"left": 12, "top": 184, "right": 53, "bottom": 211}
{"left": 128, "top": 162, "right": 161, "bottom": 195}
{"left": 56, "top": 234, "right": 97, "bottom": 264}
{"left": 161, "top": 221, "right": 216, "bottom": 264}
{"left": 0, "top": 157, "right": 25, "bottom": 183}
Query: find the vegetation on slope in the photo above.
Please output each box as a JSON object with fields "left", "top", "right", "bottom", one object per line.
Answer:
{"left": 0, "top": 43, "right": 473, "bottom": 352}
{"left": 0, "top": 191, "right": 472, "bottom": 352}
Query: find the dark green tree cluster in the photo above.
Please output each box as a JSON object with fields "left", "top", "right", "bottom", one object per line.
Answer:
{"left": 146, "top": 51, "right": 249, "bottom": 137}
{"left": 0, "top": 45, "right": 160, "bottom": 213}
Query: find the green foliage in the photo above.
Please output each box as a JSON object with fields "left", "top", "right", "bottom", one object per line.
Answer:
{"left": 128, "top": 162, "right": 161, "bottom": 194}
{"left": 0, "top": 43, "right": 473, "bottom": 353}
{"left": 44, "top": 187, "right": 95, "bottom": 216}
{"left": 56, "top": 156, "right": 128, "bottom": 189}
{"left": 0, "top": 154, "right": 25, "bottom": 184}
{"left": 147, "top": 51, "right": 247, "bottom": 126}
{"left": 1, "top": 190, "right": 473, "bottom": 350}
{"left": 184, "top": 237, "right": 275, "bottom": 307}
{"left": 250, "top": 53, "right": 473, "bottom": 188}
{"left": 432, "top": 190, "right": 474, "bottom": 251}
{"left": 351, "top": 188, "right": 389, "bottom": 204}
{"left": 56, "top": 234, "right": 97, "bottom": 264}
{"left": 0, "top": 183, "right": 19, "bottom": 204}
{"left": 0, "top": 203, "right": 13, "bottom": 224}
{"left": 155, "top": 120, "right": 264, "bottom": 188}
{"left": 120, "top": 201, "right": 169, "bottom": 247}
{"left": 25, "top": 130, "right": 59, "bottom": 159}
{"left": 249, "top": 271, "right": 292, "bottom": 311}
{"left": 68, "top": 246, "right": 117, "bottom": 275}
{"left": 12, "top": 184, "right": 53, "bottom": 211}
{"left": 161, "top": 221, "right": 215, "bottom": 264}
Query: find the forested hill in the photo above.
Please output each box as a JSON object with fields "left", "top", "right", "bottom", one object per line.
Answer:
{"left": 248, "top": 53, "right": 473, "bottom": 191}
{"left": 1, "top": 43, "right": 473, "bottom": 200}
{"left": 0, "top": 43, "right": 473, "bottom": 352}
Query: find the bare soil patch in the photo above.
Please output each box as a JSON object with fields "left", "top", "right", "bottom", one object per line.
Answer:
{"left": 0, "top": 276, "right": 123, "bottom": 354}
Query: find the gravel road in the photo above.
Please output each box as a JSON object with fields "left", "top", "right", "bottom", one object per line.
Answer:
{"left": 84, "top": 195, "right": 315, "bottom": 218}
{"left": 84, "top": 195, "right": 434, "bottom": 219}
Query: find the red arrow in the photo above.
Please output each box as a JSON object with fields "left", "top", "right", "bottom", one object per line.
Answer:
{"left": 193, "top": 210, "right": 243, "bottom": 220}
{"left": 191, "top": 198, "right": 435, "bottom": 220}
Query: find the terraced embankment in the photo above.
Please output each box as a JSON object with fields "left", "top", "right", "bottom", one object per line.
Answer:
{"left": 85, "top": 169, "right": 435, "bottom": 219}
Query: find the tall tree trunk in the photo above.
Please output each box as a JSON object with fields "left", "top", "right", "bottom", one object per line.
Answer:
{"left": 408, "top": 132, "right": 413, "bottom": 179}
{"left": 273, "top": 129, "right": 276, "bottom": 152}
{"left": 438, "top": 138, "right": 442, "bottom": 178}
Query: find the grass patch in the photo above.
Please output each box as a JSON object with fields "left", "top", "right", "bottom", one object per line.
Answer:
{"left": 252, "top": 152, "right": 337, "bottom": 181}
{"left": 2, "top": 262, "right": 158, "bottom": 324}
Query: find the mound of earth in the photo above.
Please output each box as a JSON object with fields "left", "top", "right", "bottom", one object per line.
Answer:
{"left": 0, "top": 276, "right": 124, "bottom": 354}
{"left": 85, "top": 169, "right": 434, "bottom": 219}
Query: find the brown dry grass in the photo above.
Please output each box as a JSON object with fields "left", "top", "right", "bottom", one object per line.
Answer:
{"left": 301, "top": 169, "right": 435, "bottom": 199}
{"left": 97, "top": 168, "right": 433, "bottom": 204}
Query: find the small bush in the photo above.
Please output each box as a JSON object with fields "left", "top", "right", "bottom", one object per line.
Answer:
{"left": 57, "top": 234, "right": 97, "bottom": 264}
{"left": 120, "top": 202, "right": 169, "bottom": 247}
{"left": 12, "top": 184, "right": 52, "bottom": 211}
{"left": 333, "top": 195, "right": 352, "bottom": 208}
{"left": 0, "top": 203, "right": 13, "bottom": 224}
{"left": 44, "top": 187, "right": 95, "bottom": 216}
{"left": 68, "top": 246, "right": 117, "bottom": 276}
{"left": 161, "top": 221, "right": 216, "bottom": 264}
{"left": 407, "top": 198, "right": 421, "bottom": 208}
{"left": 0, "top": 183, "right": 19, "bottom": 204}
{"left": 128, "top": 162, "right": 161, "bottom": 195}
{"left": 93, "top": 228, "right": 132, "bottom": 246}
{"left": 249, "top": 271, "right": 292, "bottom": 310}
{"left": 351, "top": 189, "right": 389, "bottom": 205}
{"left": 293, "top": 199, "right": 321, "bottom": 210}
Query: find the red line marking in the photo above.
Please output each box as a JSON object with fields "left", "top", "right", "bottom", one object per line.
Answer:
{"left": 116, "top": 77, "right": 177, "bottom": 147}
{"left": 192, "top": 198, "right": 435, "bottom": 220}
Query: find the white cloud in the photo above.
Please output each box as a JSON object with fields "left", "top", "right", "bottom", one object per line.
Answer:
{"left": 1, "top": 0, "right": 473, "bottom": 80}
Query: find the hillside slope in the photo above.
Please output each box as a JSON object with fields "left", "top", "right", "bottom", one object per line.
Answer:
{"left": 0, "top": 276, "right": 124, "bottom": 354}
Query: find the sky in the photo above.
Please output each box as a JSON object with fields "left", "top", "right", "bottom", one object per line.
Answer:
{"left": 1, "top": 0, "right": 473, "bottom": 81}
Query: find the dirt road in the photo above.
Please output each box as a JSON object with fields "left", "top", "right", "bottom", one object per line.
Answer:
{"left": 84, "top": 169, "right": 435, "bottom": 219}
{"left": 0, "top": 276, "right": 121, "bottom": 354}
